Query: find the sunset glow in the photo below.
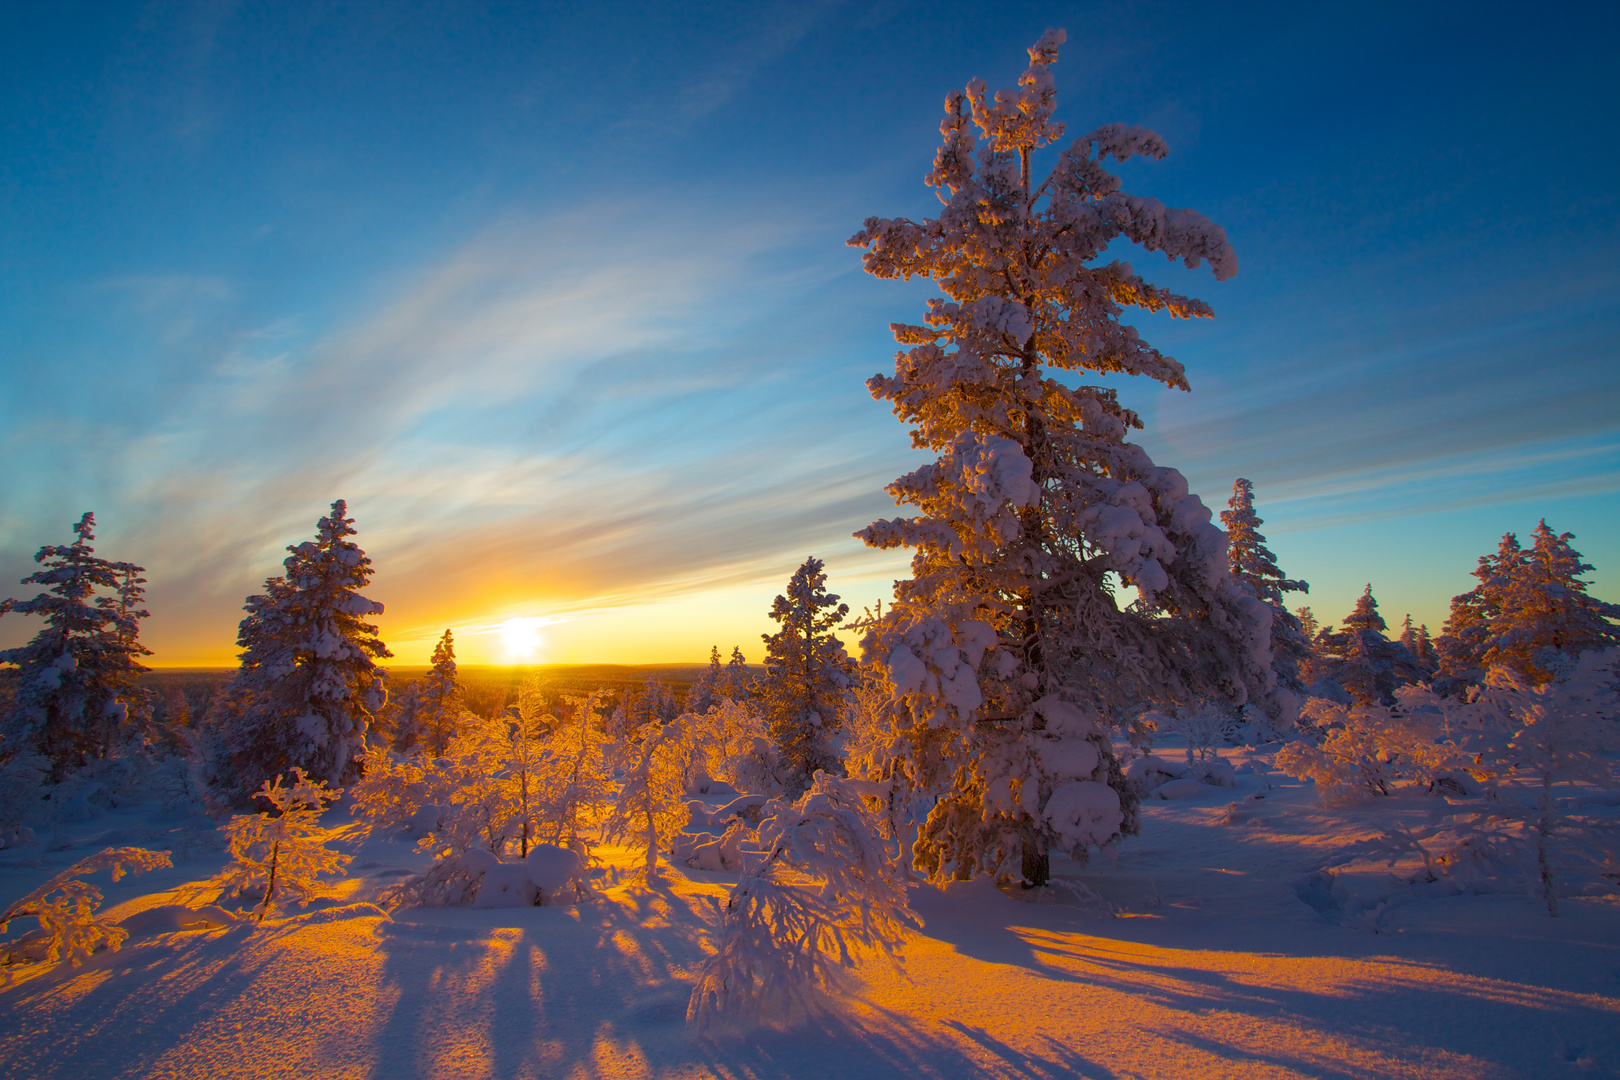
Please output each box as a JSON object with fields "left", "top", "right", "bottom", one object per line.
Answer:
{"left": 0, "top": 7, "right": 1616, "bottom": 1078}
{"left": 498, "top": 618, "right": 546, "bottom": 663}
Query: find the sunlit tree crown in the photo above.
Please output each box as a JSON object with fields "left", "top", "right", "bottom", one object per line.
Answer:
{"left": 1439, "top": 521, "right": 1620, "bottom": 685}
{"left": 848, "top": 31, "right": 1279, "bottom": 888}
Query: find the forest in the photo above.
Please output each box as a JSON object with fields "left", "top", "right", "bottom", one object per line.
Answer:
{"left": 1, "top": 28, "right": 1617, "bottom": 1080}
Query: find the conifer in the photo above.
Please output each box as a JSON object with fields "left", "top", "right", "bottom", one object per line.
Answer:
{"left": 760, "top": 557, "right": 852, "bottom": 797}
{"left": 0, "top": 514, "right": 152, "bottom": 779}
{"left": 1438, "top": 521, "right": 1619, "bottom": 685}
{"left": 688, "top": 646, "right": 726, "bottom": 715}
{"left": 1222, "top": 479, "right": 1311, "bottom": 690}
{"left": 417, "top": 629, "right": 467, "bottom": 756}
{"left": 850, "top": 32, "right": 1279, "bottom": 886}
{"left": 1313, "top": 586, "right": 1426, "bottom": 705}
{"left": 211, "top": 501, "right": 390, "bottom": 805}
{"left": 215, "top": 769, "right": 350, "bottom": 922}
{"left": 725, "top": 647, "right": 754, "bottom": 700}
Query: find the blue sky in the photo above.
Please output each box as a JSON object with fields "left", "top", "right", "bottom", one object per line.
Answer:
{"left": 1, "top": 1, "right": 1615, "bottom": 665}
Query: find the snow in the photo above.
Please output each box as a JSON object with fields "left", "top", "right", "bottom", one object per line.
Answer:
{"left": 472, "top": 862, "right": 536, "bottom": 908}
{"left": 523, "top": 844, "right": 581, "bottom": 895}
{"left": 1, "top": 748, "right": 1615, "bottom": 1077}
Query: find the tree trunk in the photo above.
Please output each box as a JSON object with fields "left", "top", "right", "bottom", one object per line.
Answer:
{"left": 1021, "top": 827, "right": 1049, "bottom": 888}
{"left": 258, "top": 840, "right": 280, "bottom": 923}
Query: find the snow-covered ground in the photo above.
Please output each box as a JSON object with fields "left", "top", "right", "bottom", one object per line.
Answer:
{"left": 3, "top": 746, "right": 1618, "bottom": 1079}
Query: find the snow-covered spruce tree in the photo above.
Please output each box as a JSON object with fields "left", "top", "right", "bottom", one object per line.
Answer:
{"left": 214, "top": 769, "right": 350, "bottom": 922}
{"left": 725, "top": 647, "right": 755, "bottom": 701}
{"left": 0, "top": 514, "right": 152, "bottom": 780}
{"left": 411, "top": 629, "right": 467, "bottom": 756}
{"left": 1312, "top": 586, "right": 1427, "bottom": 706}
{"left": 1438, "top": 522, "right": 1620, "bottom": 688}
{"left": 383, "top": 678, "right": 423, "bottom": 754}
{"left": 760, "top": 558, "right": 853, "bottom": 797}
{"left": 212, "top": 501, "right": 390, "bottom": 805}
{"left": 1399, "top": 615, "right": 1439, "bottom": 676}
{"left": 1222, "top": 479, "right": 1311, "bottom": 691}
{"left": 688, "top": 646, "right": 726, "bottom": 715}
{"left": 849, "top": 31, "right": 1279, "bottom": 887}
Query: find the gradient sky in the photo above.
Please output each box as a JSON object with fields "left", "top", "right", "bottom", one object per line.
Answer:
{"left": 2, "top": 1, "right": 1616, "bottom": 667}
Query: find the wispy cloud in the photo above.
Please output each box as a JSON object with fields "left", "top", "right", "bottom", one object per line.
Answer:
{"left": 10, "top": 194, "right": 912, "bottom": 662}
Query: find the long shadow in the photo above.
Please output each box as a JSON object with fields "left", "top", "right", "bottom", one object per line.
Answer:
{"left": 361, "top": 877, "right": 1039, "bottom": 1079}
{"left": 943, "top": 1020, "right": 1119, "bottom": 1080}
{"left": 908, "top": 882, "right": 1620, "bottom": 1077}
{"left": 0, "top": 923, "right": 279, "bottom": 1080}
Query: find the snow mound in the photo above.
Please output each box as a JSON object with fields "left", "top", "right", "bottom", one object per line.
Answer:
{"left": 473, "top": 863, "right": 536, "bottom": 908}
{"left": 117, "top": 904, "right": 239, "bottom": 937}
{"left": 524, "top": 845, "right": 581, "bottom": 898}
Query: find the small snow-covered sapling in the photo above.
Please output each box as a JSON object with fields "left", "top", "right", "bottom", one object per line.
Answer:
{"left": 218, "top": 768, "right": 350, "bottom": 922}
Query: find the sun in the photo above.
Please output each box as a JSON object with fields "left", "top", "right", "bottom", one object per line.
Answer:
{"left": 500, "top": 618, "right": 546, "bottom": 663}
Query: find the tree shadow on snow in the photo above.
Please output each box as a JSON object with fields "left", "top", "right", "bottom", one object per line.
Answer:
{"left": 908, "top": 884, "right": 1620, "bottom": 1078}
{"left": 362, "top": 878, "right": 1029, "bottom": 1080}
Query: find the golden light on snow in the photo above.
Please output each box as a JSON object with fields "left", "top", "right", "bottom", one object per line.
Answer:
{"left": 499, "top": 618, "right": 547, "bottom": 663}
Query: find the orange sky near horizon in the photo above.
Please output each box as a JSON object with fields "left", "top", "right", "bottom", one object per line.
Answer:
{"left": 137, "top": 563, "right": 898, "bottom": 670}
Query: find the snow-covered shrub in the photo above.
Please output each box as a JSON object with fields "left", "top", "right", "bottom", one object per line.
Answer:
{"left": 1276, "top": 691, "right": 1475, "bottom": 801}
{"left": 0, "top": 846, "right": 172, "bottom": 969}
{"left": 706, "top": 698, "right": 782, "bottom": 796}
{"left": 687, "top": 773, "right": 913, "bottom": 1028}
{"left": 1308, "top": 652, "right": 1619, "bottom": 917}
{"left": 348, "top": 738, "right": 444, "bottom": 831}
{"left": 399, "top": 687, "right": 612, "bottom": 901}
{"left": 426, "top": 712, "right": 524, "bottom": 857}
{"left": 603, "top": 721, "right": 689, "bottom": 884}
{"left": 1124, "top": 751, "right": 1186, "bottom": 796}
{"left": 380, "top": 848, "right": 490, "bottom": 909}
{"left": 0, "top": 754, "right": 49, "bottom": 842}
{"left": 1424, "top": 653, "right": 1619, "bottom": 916}
{"left": 525, "top": 844, "right": 583, "bottom": 903}
{"left": 213, "top": 769, "right": 350, "bottom": 922}
{"left": 537, "top": 691, "right": 612, "bottom": 852}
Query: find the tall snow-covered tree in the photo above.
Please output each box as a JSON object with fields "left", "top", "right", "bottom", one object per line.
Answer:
{"left": 1399, "top": 615, "right": 1438, "bottom": 675}
{"left": 415, "top": 629, "right": 467, "bottom": 756}
{"left": 1312, "top": 586, "right": 1427, "bottom": 706}
{"left": 1438, "top": 522, "right": 1620, "bottom": 686}
{"left": 0, "top": 514, "right": 152, "bottom": 779}
{"left": 1296, "top": 606, "right": 1320, "bottom": 642}
{"left": 850, "top": 31, "right": 1279, "bottom": 887}
{"left": 687, "top": 646, "right": 727, "bottom": 715}
{"left": 1222, "top": 478, "right": 1310, "bottom": 691}
{"left": 725, "top": 646, "right": 755, "bottom": 700}
{"left": 760, "top": 557, "right": 853, "bottom": 797}
{"left": 211, "top": 501, "right": 390, "bottom": 805}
